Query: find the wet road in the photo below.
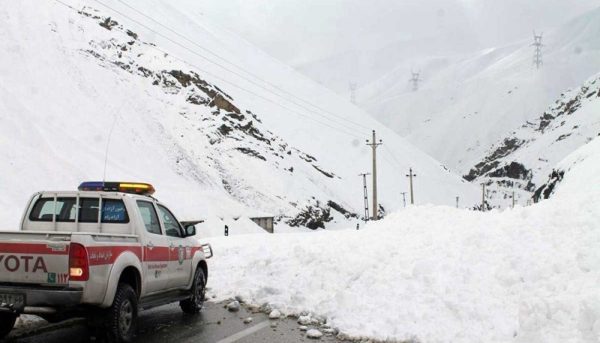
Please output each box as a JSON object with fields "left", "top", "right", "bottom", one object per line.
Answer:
{"left": 3, "top": 301, "right": 350, "bottom": 343}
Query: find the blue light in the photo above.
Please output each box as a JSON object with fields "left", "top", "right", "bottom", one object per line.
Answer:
{"left": 78, "top": 181, "right": 105, "bottom": 191}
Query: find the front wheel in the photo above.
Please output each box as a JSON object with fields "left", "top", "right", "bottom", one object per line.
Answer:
{"left": 106, "top": 283, "right": 138, "bottom": 343}
{"left": 0, "top": 312, "right": 17, "bottom": 339}
{"left": 180, "top": 267, "right": 206, "bottom": 314}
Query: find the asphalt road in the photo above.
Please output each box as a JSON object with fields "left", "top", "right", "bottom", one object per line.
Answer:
{"left": 3, "top": 301, "right": 351, "bottom": 343}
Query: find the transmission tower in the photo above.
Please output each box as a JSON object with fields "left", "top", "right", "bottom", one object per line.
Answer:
{"left": 349, "top": 82, "right": 357, "bottom": 104}
{"left": 409, "top": 71, "right": 421, "bottom": 91}
{"left": 532, "top": 31, "right": 544, "bottom": 69}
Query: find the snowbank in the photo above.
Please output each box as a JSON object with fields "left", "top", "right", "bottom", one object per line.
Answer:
{"left": 207, "top": 149, "right": 600, "bottom": 342}
{"left": 196, "top": 216, "right": 268, "bottom": 238}
{"left": 552, "top": 136, "right": 600, "bottom": 200}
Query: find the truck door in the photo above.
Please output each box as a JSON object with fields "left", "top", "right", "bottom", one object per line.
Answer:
{"left": 136, "top": 200, "right": 170, "bottom": 294}
{"left": 156, "top": 204, "right": 192, "bottom": 289}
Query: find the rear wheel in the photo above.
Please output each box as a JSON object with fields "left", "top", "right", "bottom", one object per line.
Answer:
{"left": 0, "top": 312, "right": 17, "bottom": 339}
{"left": 180, "top": 267, "right": 206, "bottom": 314}
{"left": 106, "top": 283, "right": 138, "bottom": 342}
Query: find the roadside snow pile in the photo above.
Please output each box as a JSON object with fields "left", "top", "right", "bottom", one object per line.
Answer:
{"left": 196, "top": 216, "right": 268, "bottom": 237}
{"left": 207, "top": 144, "right": 600, "bottom": 343}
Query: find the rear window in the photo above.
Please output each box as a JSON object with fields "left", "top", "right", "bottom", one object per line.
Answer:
{"left": 29, "top": 197, "right": 129, "bottom": 223}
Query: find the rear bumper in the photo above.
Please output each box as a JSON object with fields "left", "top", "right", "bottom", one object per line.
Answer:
{"left": 0, "top": 285, "right": 82, "bottom": 314}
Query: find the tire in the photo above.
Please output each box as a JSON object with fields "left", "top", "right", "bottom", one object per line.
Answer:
{"left": 180, "top": 267, "right": 206, "bottom": 314}
{"left": 41, "top": 313, "right": 66, "bottom": 323}
{"left": 0, "top": 312, "right": 17, "bottom": 339}
{"left": 106, "top": 283, "right": 138, "bottom": 343}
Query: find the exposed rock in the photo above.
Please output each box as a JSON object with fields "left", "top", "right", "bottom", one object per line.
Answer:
{"left": 533, "top": 169, "right": 565, "bottom": 202}
{"left": 487, "top": 162, "right": 532, "bottom": 180}
{"left": 236, "top": 147, "right": 266, "bottom": 161}
{"left": 99, "top": 17, "right": 118, "bottom": 30}
{"left": 464, "top": 137, "right": 525, "bottom": 181}
{"left": 287, "top": 201, "right": 332, "bottom": 230}
{"left": 312, "top": 165, "right": 335, "bottom": 178}
{"left": 126, "top": 29, "right": 138, "bottom": 40}
{"left": 217, "top": 124, "right": 233, "bottom": 136}
{"left": 186, "top": 93, "right": 209, "bottom": 106}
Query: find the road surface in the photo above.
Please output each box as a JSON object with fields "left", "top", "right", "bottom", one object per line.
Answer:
{"left": 3, "top": 301, "right": 351, "bottom": 343}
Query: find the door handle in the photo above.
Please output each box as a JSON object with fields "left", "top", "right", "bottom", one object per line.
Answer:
{"left": 146, "top": 242, "right": 154, "bottom": 250}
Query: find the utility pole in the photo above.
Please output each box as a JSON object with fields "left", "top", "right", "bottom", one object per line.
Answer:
{"left": 359, "top": 173, "right": 371, "bottom": 222}
{"left": 349, "top": 82, "right": 357, "bottom": 104}
{"left": 481, "top": 183, "right": 486, "bottom": 212}
{"left": 532, "top": 31, "right": 544, "bottom": 69}
{"left": 409, "top": 71, "right": 421, "bottom": 91}
{"left": 512, "top": 191, "right": 516, "bottom": 208}
{"left": 456, "top": 196, "right": 459, "bottom": 208}
{"left": 366, "top": 131, "right": 382, "bottom": 220}
{"left": 406, "top": 168, "right": 417, "bottom": 205}
{"left": 400, "top": 192, "right": 407, "bottom": 208}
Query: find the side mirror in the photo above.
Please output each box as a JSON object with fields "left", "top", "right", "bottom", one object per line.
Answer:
{"left": 184, "top": 225, "right": 196, "bottom": 237}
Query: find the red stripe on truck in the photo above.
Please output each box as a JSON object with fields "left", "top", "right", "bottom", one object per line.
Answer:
{"left": 0, "top": 243, "right": 69, "bottom": 255}
{"left": 143, "top": 246, "right": 170, "bottom": 262}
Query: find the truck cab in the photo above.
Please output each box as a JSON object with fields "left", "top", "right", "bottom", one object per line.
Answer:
{"left": 0, "top": 182, "right": 212, "bottom": 342}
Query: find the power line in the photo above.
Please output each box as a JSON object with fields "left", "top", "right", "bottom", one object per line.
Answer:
{"left": 53, "top": 0, "right": 365, "bottom": 139}
{"left": 97, "top": 0, "right": 371, "bottom": 134}
{"left": 382, "top": 145, "right": 404, "bottom": 170}
{"left": 116, "top": 0, "right": 371, "bottom": 132}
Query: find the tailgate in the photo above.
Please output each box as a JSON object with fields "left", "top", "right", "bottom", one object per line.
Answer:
{"left": 0, "top": 232, "right": 71, "bottom": 286}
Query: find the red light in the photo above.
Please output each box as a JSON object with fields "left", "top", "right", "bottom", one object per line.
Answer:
{"left": 69, "top": 243, "right": 89, "bottom": 281}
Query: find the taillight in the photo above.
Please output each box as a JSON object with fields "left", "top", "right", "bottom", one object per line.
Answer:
{"left": 69, "top": 243, "right": 89, "bottom": 281}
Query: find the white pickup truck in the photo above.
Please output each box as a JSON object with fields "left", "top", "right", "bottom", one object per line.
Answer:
{"left": 0, "top": 182, "right": 212, "bottom": 342}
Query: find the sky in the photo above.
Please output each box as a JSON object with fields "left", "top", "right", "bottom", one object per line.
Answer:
{"left": 194, "top": 0, "right": 600, "bottom": 67}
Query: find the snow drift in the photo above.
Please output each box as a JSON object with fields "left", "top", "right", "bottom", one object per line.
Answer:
{"left": 207, "top": 137, "right": 600, "bottom": 342}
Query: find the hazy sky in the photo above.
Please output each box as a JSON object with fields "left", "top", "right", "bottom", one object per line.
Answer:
{"left": 196, "top": 0, "right": 599, "bottom": 66}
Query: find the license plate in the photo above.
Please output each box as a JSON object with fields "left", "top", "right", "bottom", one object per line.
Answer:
{"left": 0, "top": 293, "right": 25, "bottom": 309}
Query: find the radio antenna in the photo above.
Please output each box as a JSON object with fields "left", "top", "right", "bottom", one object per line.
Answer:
{"left": 103, "top": 115, "right": 119, "bottom": 182}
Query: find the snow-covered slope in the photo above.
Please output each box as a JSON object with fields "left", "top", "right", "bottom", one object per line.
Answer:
{"left": 534, "top": 135, "right": 600, "bottom": 202}
{"left": 358, "top": 6, "right": 600, "bottom": 173}
{"left": 207, "top": 136, "right": 600, "bottom": 343}
{"left": 0, "top": 1, "right": 478, "bottom": 228}
{"left": 464, "top": 74, "right": 600, "bottom": 206}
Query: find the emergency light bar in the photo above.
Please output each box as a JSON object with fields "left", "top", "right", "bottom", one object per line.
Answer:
{"left": 78, "top": 181, "right": 155, "bottom": 195}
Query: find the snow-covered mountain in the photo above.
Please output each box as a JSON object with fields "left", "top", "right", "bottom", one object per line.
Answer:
{"left": 464, "top": 73, "right": 600, "bottom": 206}
{"left": 358, "top": 6, "right": 600, "bottom": 174}
{"left": 0, "top": 0, "right": 479, "bottom": 228}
